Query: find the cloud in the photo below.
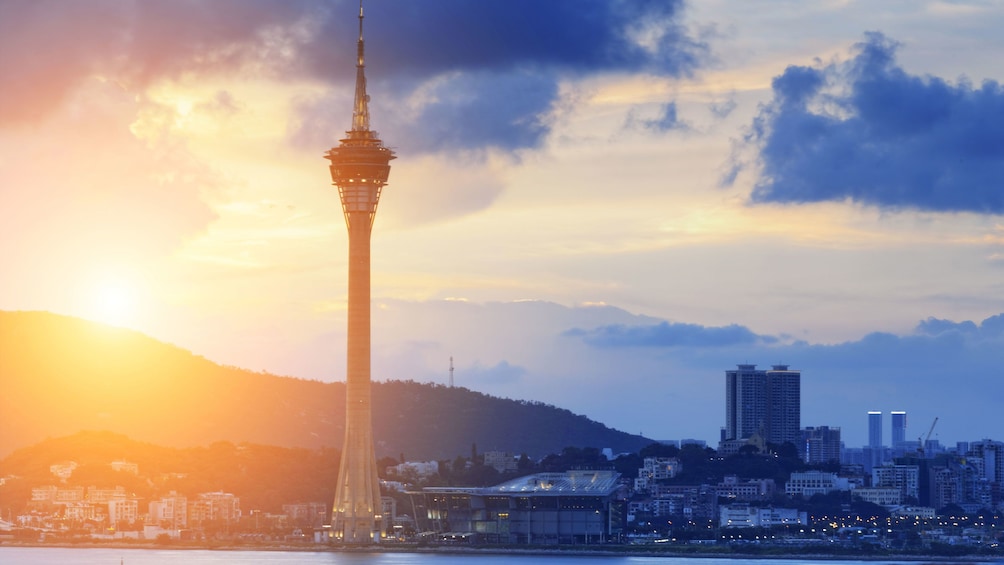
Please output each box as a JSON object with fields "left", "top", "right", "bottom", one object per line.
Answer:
{"left": 731, "top": 32, "right": 1004, "bottom": 214}
{"left": 625, "top": 101, "right": 690, "bottom": 133}
{"left": 329, "top": 0, "right": 708, "bottom": 79}
{"left": 377, "top": 69, "right": 558, "bottom": 154}
{"left": 292, "top": 0, "right": 711, "bottom": 155}
{"left": 915, "top": 313, "right": 1004, "bottom": 338}
{"left": 2, "top": 0, "right": 709, "bottom": 151}
{"left": 566, "top": 320, "right": 777, "bottom": 348}
{"left": 0, "top": 0, "right": 315, "bottom": 126}
{"left": 0, "top": 79, "right": 217, "bottom": 262}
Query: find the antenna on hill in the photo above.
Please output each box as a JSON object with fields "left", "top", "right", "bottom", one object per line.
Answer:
{"left": 449, "top": 356, "right": 455, "bottom": 387}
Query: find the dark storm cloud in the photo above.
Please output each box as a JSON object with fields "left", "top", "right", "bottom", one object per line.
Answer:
{"left": 732, "top": 32, "right": 1004, "bottom": 214}
{"left": 2, "top": 0, "right": 709, "bottom": 153}
{"left": 565, "top": 321, "right": 776, "bottom": 348}
{"left": 333, "top": 0, "right": 706, "bottom": 78}
{"left": 384, "top": 70, "right": 558, "bottom": 154}
{"left": 302, "top": 0, "right": 710, "bottom": 154}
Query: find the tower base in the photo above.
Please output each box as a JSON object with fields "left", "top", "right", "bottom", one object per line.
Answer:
{"left": 330, "top": 514, "right": 382, "bottom": 544}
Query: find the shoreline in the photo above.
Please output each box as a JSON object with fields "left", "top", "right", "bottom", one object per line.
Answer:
{"left": 2, "top": 540, "right": 1000, "bottom": 562}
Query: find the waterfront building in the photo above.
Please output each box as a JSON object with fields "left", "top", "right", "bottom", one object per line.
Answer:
{"left": 108, "top": 498, "right": 139, "bottom": 525}
{"left": 412, "top": 470, "right": 624, "bottom": 545}
{"left": 719, "top": 504, "right": 806, "bottom": 528}
{"left": 190, "top": 491, "right": 241, "bottom": 525}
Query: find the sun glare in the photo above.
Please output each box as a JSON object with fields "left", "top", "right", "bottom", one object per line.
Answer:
{"left": 85, "top": 272, "right": 142, "bottom": 328}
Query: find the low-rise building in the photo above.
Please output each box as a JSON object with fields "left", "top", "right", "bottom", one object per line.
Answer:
{"left": 717, "top": 475, "right": 776, "bottom": 502}
{"left": 852, "top": 487, "right": 902, "bottom": 507}
{"left": 891, "top": 506, "right": 936, "bottom": 519}
{"left": 483, "top": 451, "right": 519, "bottom": 473}
{"left": 386, "top": 460, "right": 440, "bottom": 481}
{"left": 149, "top": 491, "right": 188, "bottom": 529}
{"left": 49, "top": 462, "right": 78, "bottom": 481}
{"left": 190, "top": 491, "right": 241, "bottom": 525}
{"left": 87, "top": 486, "right": 126, "bottom": 503}
{"left": 108, "top": 498, "right": 139, "bottom": 525}
{"left": 634, "top": 457, "right": 682, "bottom": 492}
{"left": 719, "top": 504, "right": 807, "bottom": 528}
{"left": 785, "top": 471, "right": 849, "bottom": 497}
{"left": 872, "top": 464, "right": 919, "bottom": 501}
{"left": 110, "top": 461, "right": 139, "bottom": 475}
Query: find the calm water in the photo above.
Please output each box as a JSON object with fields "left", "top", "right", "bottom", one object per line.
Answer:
{"left": 0, "top": 547, "right": 995, "bottom": 565}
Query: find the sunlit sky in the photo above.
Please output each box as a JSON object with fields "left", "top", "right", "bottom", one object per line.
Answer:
{"left": 2, "top": 0, "right": 1003, "bottom": 448}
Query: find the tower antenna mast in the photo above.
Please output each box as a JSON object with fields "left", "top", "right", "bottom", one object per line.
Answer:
{"left": 351, "top": 0, "right": 370, "bottom": 134}
{"left": 449, "top": 356, "right": 455, "bottom": 388}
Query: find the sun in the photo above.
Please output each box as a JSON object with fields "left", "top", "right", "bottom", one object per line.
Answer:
{"left": 86, "top": 271, "right": 142, "bottom": 328}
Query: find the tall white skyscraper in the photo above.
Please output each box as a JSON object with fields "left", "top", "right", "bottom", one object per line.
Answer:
{"left": 868, "top": 411, "right": 883, "bottom": 448}
{"left": 891, "top": 411, "right": 907, "bottom": 448}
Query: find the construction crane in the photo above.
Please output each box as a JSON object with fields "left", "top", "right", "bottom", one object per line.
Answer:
{"left": 918, "top": 416, "right": 938, "bottom": 456}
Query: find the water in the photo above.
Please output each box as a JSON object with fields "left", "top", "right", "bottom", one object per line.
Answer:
{"left": 0, "top": 547, "right": 992, "bottom": 565}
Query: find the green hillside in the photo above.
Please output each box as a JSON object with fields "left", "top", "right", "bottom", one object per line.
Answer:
{"left": 0, "top": 311, "right": 652, "bottom": 460}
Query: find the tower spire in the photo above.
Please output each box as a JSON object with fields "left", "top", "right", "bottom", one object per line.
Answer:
{"left": 351, "top": 0, "right": 371, "bottom": 135}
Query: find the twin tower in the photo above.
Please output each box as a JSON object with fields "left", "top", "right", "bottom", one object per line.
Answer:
{"left": 324, "top": 1, "right": 394, "bottom": 543}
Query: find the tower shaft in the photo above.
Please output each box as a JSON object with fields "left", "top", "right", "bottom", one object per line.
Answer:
{"left": 325, "top": 0, "right": 394, "bottom": 544}
{"left": 332, "top": 213, "right": 381, "bottom": 542}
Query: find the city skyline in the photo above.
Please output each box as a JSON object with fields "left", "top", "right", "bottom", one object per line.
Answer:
{"left": 1, "top": 1, "right": 1003, "bottom": 447}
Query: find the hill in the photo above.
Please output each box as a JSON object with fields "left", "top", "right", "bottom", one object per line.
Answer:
{"left": 0, "top": 310, "right": 652, "bottom": 460}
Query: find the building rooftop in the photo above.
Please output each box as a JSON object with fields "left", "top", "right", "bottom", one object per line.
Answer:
{"left": 487, "top": 470, "right": 621, "bottom": 496}
{"left": 421, "top": 470, "right": 622, "bottom": 498}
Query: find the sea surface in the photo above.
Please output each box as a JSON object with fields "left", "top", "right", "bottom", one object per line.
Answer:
{"left": 1, "top": 547, "right": 999, "bottom": 565}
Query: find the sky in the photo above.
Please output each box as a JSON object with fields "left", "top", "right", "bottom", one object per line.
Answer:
{"left": 2, "top": 0, "right": 1003, "bottom": 449}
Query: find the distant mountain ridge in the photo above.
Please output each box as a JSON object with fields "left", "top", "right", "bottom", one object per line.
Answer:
{"left": 0, "top": 311, "right": 652, "bottom": 459}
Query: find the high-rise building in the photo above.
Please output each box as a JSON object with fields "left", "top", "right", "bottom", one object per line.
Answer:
{"left": 969, "top": 439, "right": 1004, "bottom": 487}
{"left": 724, "top": 364, "right": 800, "bottom": 447}
{"left": 766, "top": 365, "right": 801, "bottom": 446}
{"left": 802, "top": 426, "right": 842, "bottom": 464}
{"left": 868, "top": 411, "right": 883, "bottom": 448}
{"left": 325, "top": 1, "right": 395, "bottom": 544}
{"left": 891, "top": 411, "right": 907, "bottom": 448}
{"left": 725, "top": 364, "right": 766, "bottom": 442}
